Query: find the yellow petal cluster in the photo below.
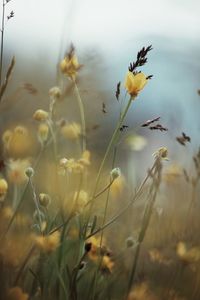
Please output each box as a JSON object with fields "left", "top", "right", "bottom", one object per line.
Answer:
{"left": 2, "top": 126, "right": 34, "bottom": 157}
{"left": 125, "top": 71, "right": 148, "bottom": 98}
{"left": 61, "top": 122, "right": 81, "bottom": 140}
{"left": 60, "top": 53, "right": 80, "bottom": 79}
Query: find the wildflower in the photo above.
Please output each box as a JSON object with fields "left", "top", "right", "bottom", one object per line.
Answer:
{"left": 4, "top": 126, "right": 33, "bottom": 157}
{"left": 125, "top": 134, "right": 147, "bottom": 151}
{"left": 6, "top": 286, "right": 29, "bottom": 300}
{"left": 38, "top": 123, "right": 49, "bottom": 143}
{"left": 0, "top": 178, "right": 8, "bottom": 202}
{"left": 110, "top": 167, "right": 121, "bottom": 180}
{"left": 34, "top": 231, "right": 60, "bottom": 253}
{"left": 49, "top": 86, "right": 62, "bottom": 100}
{"left": 78, "top": 150, "right": 91, "bottom": 166}
{"left": 7, "top": 159, "right": 31, "bottom": 185}
{"left": 59, "top": 158, "right": 80, "bottom": 173}
{"left": 60, "top": 49, "right": 81, "bottom": 79}
{"left": 61, "top": 122, "right": 81, "bottom": 140}
{"left": 101, "top": 255, "right": 114, "bottom": 273}
{"left": 176, "top": 242, "right": 200, "bottom": 264}
{"left": 25, "top": 167, "right": 34, "bottom": 178}
{"left": 39, "top": 193, "right": 51, "bottom": 207}
{"left": 125, "top": 71, "right": 148, "bottom": 98}
{"left": 153, "top": 147, "right": 168, "bottom": 160}
{"left": 33, "top": 109, "right": 49, "bottom": 121}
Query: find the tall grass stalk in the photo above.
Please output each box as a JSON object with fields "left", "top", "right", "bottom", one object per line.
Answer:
{"left": 85, "top": 96, "right": 133, "bottom": 236}
{"left": 126, "top": 158, "right": 162, "bottom": 297}
{"left": 73, "top": 80, "right": 86, "bottom": 152}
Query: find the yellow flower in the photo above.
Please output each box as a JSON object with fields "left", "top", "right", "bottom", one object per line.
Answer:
{"left": 60, "top": 52, "right": 80, "bottom": 79}
{"left": 153, "top": 147, "right": 169, "bottom": 160}
{"left": 6, "top": 287, "right": 29, "bottom": 300}
{"left": 125, "top": 71, "right": 147, "bottom": 98}
{"left": 0, "top": 178, "right": 8, "bottom": 202}
{"left": 78, "top": 150, "right": 91, "bottom": 166}
{"left": 7, "top": 159, "right": 31, "bottom": 185}
{"left": 34, "top": 231, "right": 60, "bottom": 254}
{"left": 4, "top": 126, "right": 34, "bottom": 157}
{"left": 49, "top": 86, "right": 62, "bottom": 100}
{"left": 177, "top": 242, "right": 200, "bottom": 264}
{"left": 102, "top": 255, "right": 114, "bottom": 273}
{"left": 61, "top": 122, "right": 81, "bottom": 140}
{"left": 33, "top": 109, "right": 49, "bottom": 121}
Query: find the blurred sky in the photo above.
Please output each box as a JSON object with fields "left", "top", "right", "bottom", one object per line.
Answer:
{"left": 2, "top": 0, "right": 200, "bottom": 168}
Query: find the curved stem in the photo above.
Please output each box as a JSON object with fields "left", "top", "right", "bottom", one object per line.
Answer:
{"left": 85, "top": 96, "right": 133, "bottom": 232}
{"left": 86, "top": 161, "right": 156, "bottom": 240}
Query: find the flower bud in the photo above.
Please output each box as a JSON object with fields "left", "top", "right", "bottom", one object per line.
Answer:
{"left": 39, "top": 193, "right": 51, "bottom": 207}
{"left": 33, "top": 109, "right": 49, "bottom": 121}
{"left": 110, "top": 167, "right": 121, "bottom": 180}
{"left": 25, "top": 167, "right": 34, "bottom": 178}
{"left": 49, "top": 86, "right": 62, "bottom": 100}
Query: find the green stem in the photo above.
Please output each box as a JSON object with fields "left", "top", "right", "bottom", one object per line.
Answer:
{"left": 73, "top": 80, "right": 86, "bottom": 152}
{"left": 86, "top": 161, "right": 156, "bottom": 240}
{"left": 1, "top": 179, "right": 30, "bottom": 240}
{"left": 30, "top": 178, "right": 43, "bottom": 232}
{"left": 47, "top": 119, "right": 57, "bottom": 161}
{"left": 85, "top": 96, "right": 133, "bottom": 234}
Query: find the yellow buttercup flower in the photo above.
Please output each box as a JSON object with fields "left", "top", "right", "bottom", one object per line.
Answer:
{"left": 60, "top": 53, "right": 80, "bottom": 79}
{"left": 125, "top": 71, "right": 147, "bottom": 98}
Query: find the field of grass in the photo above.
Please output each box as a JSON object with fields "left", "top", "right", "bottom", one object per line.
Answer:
{"left": 1, "top": 3, "right": 200, "bottom": 300}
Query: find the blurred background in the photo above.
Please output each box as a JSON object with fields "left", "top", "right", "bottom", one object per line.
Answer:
{"left": 1, "top": 0, "right": 200, "bottom": 179}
